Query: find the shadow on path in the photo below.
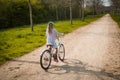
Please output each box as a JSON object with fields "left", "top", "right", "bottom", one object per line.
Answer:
{"left": 11, "top": 59, "right": 39, "bottom": 64}
{"left": 48, "top": 59, "right": 120, "bottom": 80}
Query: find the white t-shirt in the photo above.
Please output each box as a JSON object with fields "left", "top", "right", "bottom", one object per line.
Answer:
{"left": 46, "top": 28, "right": 62, "bottom": 48}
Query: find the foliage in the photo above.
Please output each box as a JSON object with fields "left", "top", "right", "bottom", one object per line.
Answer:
{"left": 0, "top": 0, "right": 55, "bottom": 29}
{"left": 0, "top": 0, "right": 105, "bottom": 29}
{"left": 111, "top": 14, "right": 120, "bottom": 28}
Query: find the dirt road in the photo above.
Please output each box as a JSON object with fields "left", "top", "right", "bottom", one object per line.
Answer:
{"left": 0, "top": 14, "right": 120, "bottom": 80}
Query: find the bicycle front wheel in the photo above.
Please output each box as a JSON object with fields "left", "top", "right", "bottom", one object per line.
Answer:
{"left": 40, "top": 50, "right": 51, "bottom": 70}
{"left": 58, "top": 44, "right": 65, "bottom": 61}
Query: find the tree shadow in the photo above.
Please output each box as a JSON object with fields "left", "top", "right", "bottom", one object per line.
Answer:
{"left": 48, "top": 59, "right": 120, "bottom": 80}
{"left": 11, "top": 59, "right": 40, "bottom": 64}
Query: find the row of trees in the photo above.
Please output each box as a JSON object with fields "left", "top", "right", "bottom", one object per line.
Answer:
{"left": 111, "top": 0, "right": 120, "bottom": 15}
{"left": 0, "top": 0, "right": 105, "bottom": 30}
{"left": 41, "top": 0, "right": 104, "bottom": 23}
{"left": 0, "top": 0, "right": 53, "bottom": 29}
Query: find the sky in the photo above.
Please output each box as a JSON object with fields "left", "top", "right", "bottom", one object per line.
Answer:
{"left": 102, "top": 0, "right": 112, "bottom": 7}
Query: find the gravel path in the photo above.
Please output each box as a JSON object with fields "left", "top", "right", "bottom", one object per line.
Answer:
{"left": 0, "top": 14, "right": 120, "bottom": 80}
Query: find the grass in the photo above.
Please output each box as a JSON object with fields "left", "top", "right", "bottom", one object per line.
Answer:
{"left": 111, "top": 14, "right": 120, "bottom": 28}
{"left": 0, "top": 14, "right": 104, "bottom": 65}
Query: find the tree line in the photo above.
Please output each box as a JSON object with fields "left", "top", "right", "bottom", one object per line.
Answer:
{"left": 0, "top": 0, "right": 105, "bottom": 29}
{"left": 0, "top": 0, "right": 53, "bottom": 29}
{"left": 110, "top": 0, "right": 120, "bottom": 15}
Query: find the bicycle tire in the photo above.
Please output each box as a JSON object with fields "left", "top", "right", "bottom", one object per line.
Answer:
{"left": 58, "top": 44, "right": 65, "bottom": 61}
{"left": 40, "top": 49, "right": 51, "bottom": 70}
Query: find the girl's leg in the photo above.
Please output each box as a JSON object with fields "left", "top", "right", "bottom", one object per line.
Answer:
{"left": 53, "top": 48, "right": 58, "bottom": 62}
{"left": 55, "top": 48, "right": 58, "bottom": 54}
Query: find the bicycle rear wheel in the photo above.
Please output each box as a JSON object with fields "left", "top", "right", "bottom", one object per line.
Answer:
{"left": 58, "top": 44, "right": 65, "bottom": 61}
{"left": 40, "top": 50, "right": 51, "bottom": 70}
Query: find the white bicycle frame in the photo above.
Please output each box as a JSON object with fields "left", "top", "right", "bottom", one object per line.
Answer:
{"left": 41, "top": 37, "right": 64, "bottom": 56}
{"left": 56, "top": 37, "right": 64, "bottom": 51}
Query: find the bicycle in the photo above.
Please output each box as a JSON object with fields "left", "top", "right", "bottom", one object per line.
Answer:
{"left": 40, "top": 37, "right": 65, "bottom": 70}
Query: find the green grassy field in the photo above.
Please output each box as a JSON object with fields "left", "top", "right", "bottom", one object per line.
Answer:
{"left": 0, "top": 14, "right": 104, "bottom": 65}
{"left": 111, "top": 14, "right": 120, "bottom": 28}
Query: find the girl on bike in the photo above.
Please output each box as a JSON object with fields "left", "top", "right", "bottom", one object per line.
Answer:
{"left": 46, "top": 21, "right": 64, "bottom": 62}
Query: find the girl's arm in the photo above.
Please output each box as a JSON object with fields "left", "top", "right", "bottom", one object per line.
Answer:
{"left": 54, "top": 29, "right": 64, "bottom": 36}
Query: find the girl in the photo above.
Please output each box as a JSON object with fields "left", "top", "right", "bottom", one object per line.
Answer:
{"left": 46, "top": 21, "right": 63, "bottom": 62}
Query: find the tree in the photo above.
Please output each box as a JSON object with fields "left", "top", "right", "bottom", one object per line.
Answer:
{"left": 75, "top": 0, "right": 85, "bottom": 20}
{"left": 76, "top": 0, "right": 83, "bottom": 19}
{"left": 28, "top": 0, "right": 33, "bottom": 31}
{"left": 81, "top": 0, "right": 85, "bottom": 20}
{"left": 70, "top": 0, "right": 73, "bottom": 24}
{"left": 85, "top": 0, "right": 103, "bottom": 15}
{"left": 111, "top": 0, "right": 120, "bottom": 15}
{"left": 42, "top": 0, "right": 60, "bottom": 21}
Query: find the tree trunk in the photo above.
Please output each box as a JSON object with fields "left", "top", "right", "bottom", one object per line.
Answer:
{"left": 79, "top": 0, "right": 83, "bottom": 20}
{"left": 82, "top": 0, "right": 84, "bottom": 21}
{"left": 79, "top": 5, "right": 82, "bottom": 19}
{"left": 56, "top": 7, "right": 59, "bottom": 21}
{"left": 28, "top": 0, "right": 33, "bottom": 32}
{"left": 93, "top": 0, "right": 96, "bottom": 15}
{"left": 64, "top": 8, "right": 67, "bottom": 20}
{"left": 70, "top": 0, "right": 73, "bottom": 25}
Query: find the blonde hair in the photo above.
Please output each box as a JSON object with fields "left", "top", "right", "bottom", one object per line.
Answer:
{"left": 47, "top": 23, "right": 53, "bottom": 34}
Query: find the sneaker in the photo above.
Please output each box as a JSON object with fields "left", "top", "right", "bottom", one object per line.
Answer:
{"left": 53, "top": 54, "right": 58, "bottom": 62}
